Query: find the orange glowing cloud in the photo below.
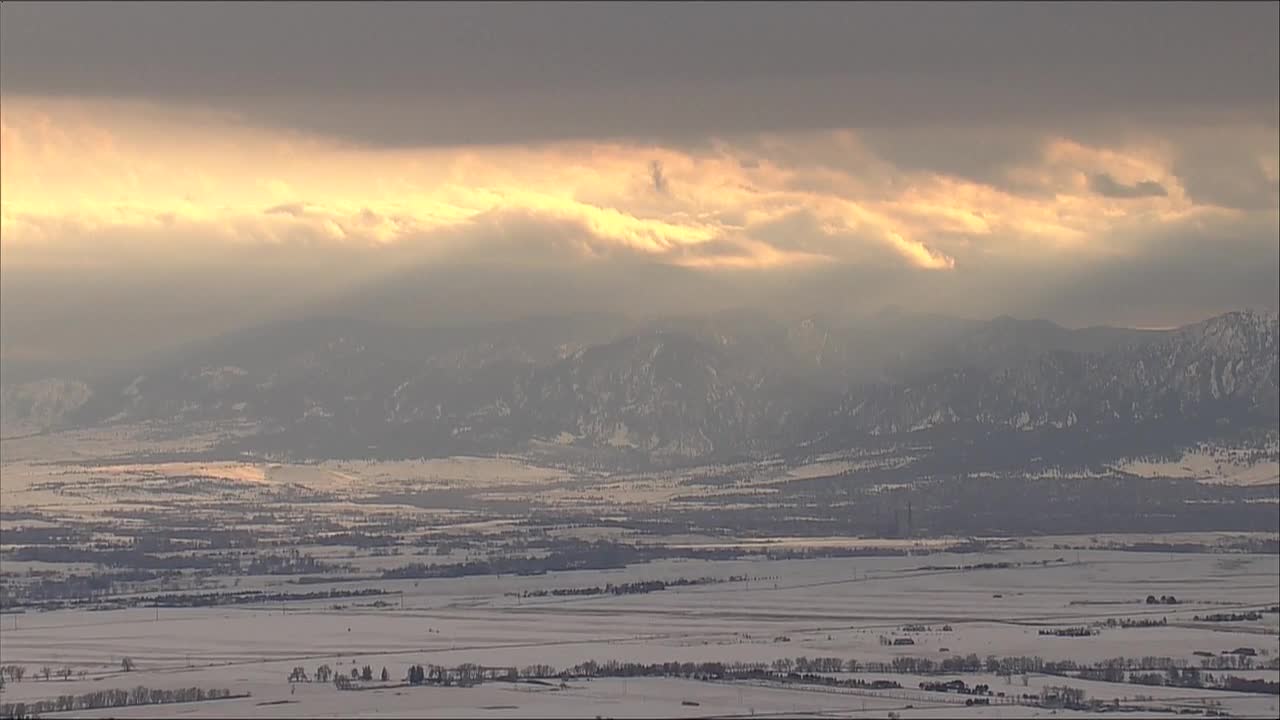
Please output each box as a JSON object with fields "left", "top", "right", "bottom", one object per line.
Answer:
{"left": 0, "top": 98, "right": 1271, "bottom": 275}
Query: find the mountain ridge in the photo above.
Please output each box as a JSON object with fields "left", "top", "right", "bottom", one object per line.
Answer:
{"left": 3, "top": 309, "right": 1275, "bottom": 470}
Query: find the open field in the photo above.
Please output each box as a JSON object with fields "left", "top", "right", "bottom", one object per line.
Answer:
{"left": 2, "top": 550, "right": 1277, "bottom": 718}
{"left": 2, "top": 427, "right": 1278, "bottom": 717}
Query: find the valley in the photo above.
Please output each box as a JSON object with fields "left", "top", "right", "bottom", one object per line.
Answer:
{"left": 1, "top": 424, "right": 1277, "bottom": 718}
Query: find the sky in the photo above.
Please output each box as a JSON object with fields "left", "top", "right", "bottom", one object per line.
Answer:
{"left": 1, "top": 2, "right": 1277, "bottom": 370}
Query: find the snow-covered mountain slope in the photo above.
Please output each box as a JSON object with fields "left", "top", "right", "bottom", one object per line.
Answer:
{"left": 4, "top": 310, "right": 1275, "bottom": 469}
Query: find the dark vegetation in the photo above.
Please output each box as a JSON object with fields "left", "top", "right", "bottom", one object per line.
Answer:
{"left": 505, "top": 576, "right": 745, "bottom": 599}
{"left": 1193, "top": 611, "right": 1264, "bottom": 622}
{"left": 378, "top": 539, "right": 964, "bottom": 582}
{"left": 287, "top": 650, "right": 1278, "bottom": 718}
{"left": 1096, "top": 617, "right": 1168, "bottom": 629}
{"left": 1, "top": 687, "right": 240, "bottom": 719}
{"left": 142, "top": 587, "right": 391, "bottom": 608}
{"left": 1038, "top": 626, "right": 1098, "bottom": 637}
{"left": 668, "top": 473, "right": 1280, "bottom": 537}
{"left": 327, "top": 653, "right": 1280, "bottom": 696}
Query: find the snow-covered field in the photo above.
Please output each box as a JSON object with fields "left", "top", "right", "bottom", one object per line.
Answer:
{"left": 2, "top": 551, "right": 1277, "bottom": 718}
{"left": 1115, "top": 448, "right": 1280, "bottom": 486}
{"left": 1, "top": 427, "right": 1277, "bottom": 717}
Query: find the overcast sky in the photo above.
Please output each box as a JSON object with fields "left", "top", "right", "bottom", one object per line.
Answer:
{"left": 2, "top": 2, "right": 1277, "bottom": 369}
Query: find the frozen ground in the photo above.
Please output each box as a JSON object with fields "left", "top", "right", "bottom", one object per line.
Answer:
{"left": 2, "top": 550, "right": 1277, "bottom": 718}
{"left": 1, "top": 429, "right": 1277, "bottom": 717}
{"left": 1115, "top": 449, "right": 1280, "bottom": 487}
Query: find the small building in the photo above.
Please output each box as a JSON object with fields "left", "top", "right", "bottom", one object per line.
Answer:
{"left": 893, "top": 637, "right": 916, "bottom": 646}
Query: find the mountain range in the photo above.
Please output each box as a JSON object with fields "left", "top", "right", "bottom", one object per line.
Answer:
{"left": 3, "top": 309, "right": 1276, "bottom": 470}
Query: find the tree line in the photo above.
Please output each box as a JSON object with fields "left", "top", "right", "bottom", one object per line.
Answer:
{"left": 262, "top": 650, "right": 1277, "bottom": 704}
{"left": 142, "top": 587, "right": 390, "bottom": 608}
{"left": 1193, "top": 611, "right": 1264, "bottom": 622}
{"left": 1038, "top": 626, "right": 1098, "bottom": 637}
{"left": 1, "top": 686, "right": 238, "bottom": 719}
{"left": 506, "top": 576, "right": 744, "bottom": 599}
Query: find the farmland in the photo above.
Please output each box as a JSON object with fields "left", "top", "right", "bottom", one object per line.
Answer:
{"left": 1, "top": 426, "right": 1277, "bottom": 718}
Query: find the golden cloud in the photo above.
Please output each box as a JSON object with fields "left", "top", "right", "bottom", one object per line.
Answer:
{"left": 0, "top": 98, "right": 1272, "bottom": 274}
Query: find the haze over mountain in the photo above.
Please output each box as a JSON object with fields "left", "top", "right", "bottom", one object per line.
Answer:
{"left": 1, "top": 3, "right": 1276, "bottom": 472}
{"left": 5, "top": 309, "right": 1274, "bottom": 473}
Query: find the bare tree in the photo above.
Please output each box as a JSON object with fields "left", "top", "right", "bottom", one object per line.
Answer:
{"left": 121, "top": 658, "right": 136, "bottom": 673}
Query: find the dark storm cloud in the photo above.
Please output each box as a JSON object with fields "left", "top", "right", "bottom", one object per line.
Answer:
{"left": 1089, "top": 173, "right": 1169, "bottom": 199}
{"left": 3, "top": 2, "right": 1276, "bottom": 146}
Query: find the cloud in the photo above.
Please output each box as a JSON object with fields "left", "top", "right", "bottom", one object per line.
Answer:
{"left": 1011, "top": 211, "right": 1280, "bottom": 328}
{"left": 1169, "top": 127, "right": 1280, "bottom": 211}
{"left": 2, "top": 101, "right": 979, "bottom": 270}
{"left": 2, "top": 4, "right": 1275, "bottom": 147}
{"left": 3, "top": 101, "right": 1272, "bottom": 287}
{"left": 263, "top": 201, "right": 313, "bottom": 217}
{"left": 4, "top": 198, "right": 1276, "bottom": 373}
{"left": 1, "top": 55, "right": 1276, "bottom": 373}
{"left": 1089, "top": 172, "right": 1168, "bottom": 199}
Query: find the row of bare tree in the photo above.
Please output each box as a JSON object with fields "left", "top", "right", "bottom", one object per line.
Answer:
{"left": 1, "top": 686, "right": 236, "bottom": 719}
